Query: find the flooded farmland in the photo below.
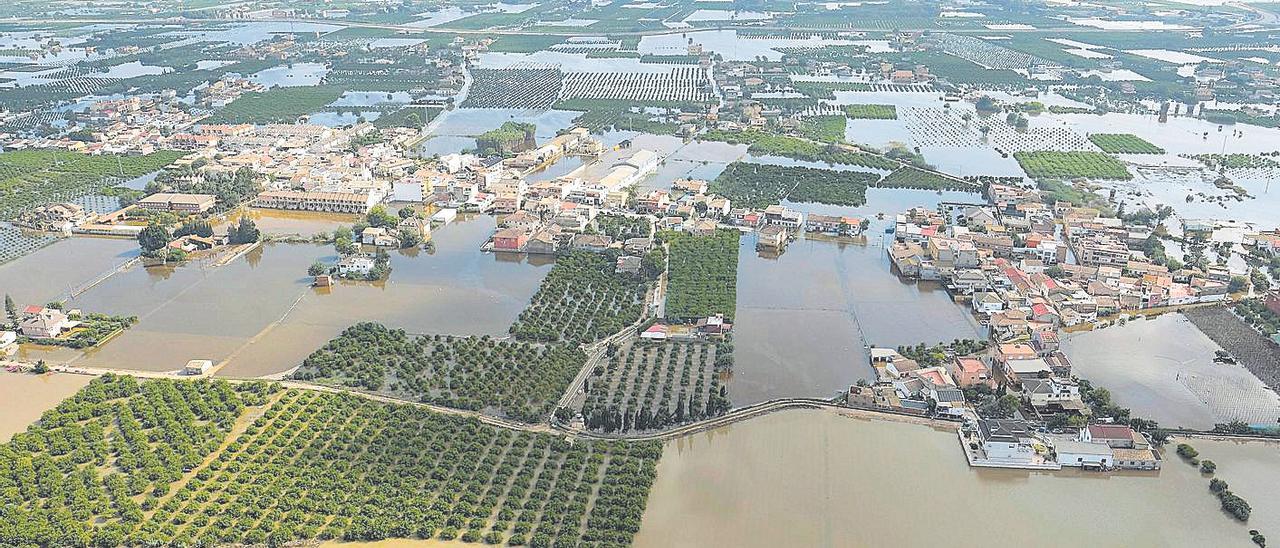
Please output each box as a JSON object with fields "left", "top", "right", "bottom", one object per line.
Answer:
{"left": 0, "top": 236, "right": 139, "bottom": 306}
{"left": 635, "top": 408, "right": 1280, "bottom": 548}
{"left": 0, "top": 371, "right": 92, "bottom": 442}
{"left": 1060, "top": 314, "right": 1280, "bottom": 430}
{"left": 729, "top": 189, "right": 985, "bottom": 405}
{"left": 14, "top": 216, "right": 550, "bottom": 377}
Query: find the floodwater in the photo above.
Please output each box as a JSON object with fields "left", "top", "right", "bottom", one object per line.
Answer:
{"left": 1060, "top": 314, "right": 1280, "bottom": 430}
{"left": 0, "top": 236, "right": 140, "bottom": 306}
{"left": 26, "top": 216, "right": 549, "bottom": 377}
{"left": 635, "top": 408, "right": 1280, "bottom": 548}
{"left": 730, "top": 189, "right": 984, "bottom": 404}
{"left": 0, "top": 371, "right": 92, "bottom": 442}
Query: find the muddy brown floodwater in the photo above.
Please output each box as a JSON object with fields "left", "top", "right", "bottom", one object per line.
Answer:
{"left": 635, "top": 408, "right": 1280, "bottom": 548}
{"left": 15, "top": 216, "right": 551, "bottom": 377}
{"left": 0, "top": 371, "right": 92, "bottom": 442}
{"left": 730, "top": 202, "right": 984, "bottom": 405}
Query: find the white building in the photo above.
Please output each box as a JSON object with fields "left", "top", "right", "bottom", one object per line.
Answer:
{"left": 432, "top": 208, "right": 458, "bottom": 225}
{"left": 183, "top": 360, "right": 213, "bottom": 376}
{"left": 337, "top": 255, "right": 376, "bottom": 276}
{"left": 1054, "top": 440, "right": 1114, "bottom": 468}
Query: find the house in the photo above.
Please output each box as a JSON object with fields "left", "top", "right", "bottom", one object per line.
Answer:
{"left": 950, "top": 357, "right": 994, "bottom": 389}
{"left": 757, "top": 225, "right": 788, "bottom": 250}
{"left": 1080, "top": 424, "right": 1148, "bottom": 449}
{"left": 526, "top": 225, "right": 563, "bottom": 255}
{"left": 137, "top": 192, "right": 218, "bottom": 213}
{"left": 689, "top": 219, "right": 718, "bottom": 236}
{"left": 696, "top": 314, "right": 732, "bottom": 335}
{"left": 1054, "top": 440, "right": 1113, "bottom": 468}
{"left": 337, "top": 255, "right": 375, "bottom": 276}
{"left": 432, "top": 208, "right": 458, "bottom": 225}
{"left": 624, "top": 237, "right": 653, "bottom": 255}
{"left": 616, "top": 255, "right": 642, "bottom": 275}
{"left": 398, "top": 216, "right": 430, "bottom": 239}
{"left": 571, "top": 234, "right": 613, "bottom": 253}
{"left": 1113, "top": 448, "right": 1162, "bottom": 470}
{"left": 361, "top": 227, "right": 399, "bottom": 247}
{"left": 183, "top": 360, "right": 213, "bottom": 376}
{"left": 500, "top": 210, "right": 541, "bottom": 231}
{"left": 972, "top": 291, "right": 1005, "bottom": 315}
{"left": 976, "top": 419, "right": 1040, "bottom": 465}
{"left": 492, "top": 227, "right": 529, "bottom": 252}
{"left": 1020, "top": 377, "right": 1083, "bottom": 413}
{"left": 19, "top": 307, "right": 76, "bottom": 338}
{"left": 641, "top": 324, "right": 668, "bottom": 340}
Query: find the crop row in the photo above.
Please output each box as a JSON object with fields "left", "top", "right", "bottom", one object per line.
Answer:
{"left": 293, "top": 323, "right": 585, "bottom": 422}
{"left": 580, "top": 339, "right": 732, "bottom": 433}
{"left": 0, "top": 376, "right": 661, "bottom": 547}
{"left": 560, "top": 68, "right": 713, "bottom": 103}
{"left": 511, "top": 251, "right": 647, "bottom": 344}
{"left": 463, "top": 67, "right": 563, "bottom": 109}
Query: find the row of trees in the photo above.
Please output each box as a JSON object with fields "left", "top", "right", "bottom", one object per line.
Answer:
{"left": 293, "top": 324, "right": 586, "bottom": 422}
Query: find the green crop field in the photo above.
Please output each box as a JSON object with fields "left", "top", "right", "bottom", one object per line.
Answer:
{"left": 1014, "top": 151, "right": 1132, "bottom": 180}
{"left": 1088, "top": 133, "right": 1165, "bottom": 154}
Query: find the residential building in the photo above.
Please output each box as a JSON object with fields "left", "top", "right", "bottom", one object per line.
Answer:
{"left": 19, "top": 308, "right": 75, "bottom": 338}
{"left": 337, "top": 255, "right": 375, "bottom": 276}
{"left": 137, "top": 192, "right": 218, "bottom": 213}
{"left": 950, "top": 357, "right": 994, "bottom": 389}
{"left": 1054, "top": 440, "right": 1114, "bottom": 468}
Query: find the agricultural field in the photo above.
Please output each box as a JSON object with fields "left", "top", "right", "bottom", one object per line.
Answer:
{"left": 797, "top": 115, "right": 846, "bottom": 144}
{"left": 1087, "top": 133, "right": 1165, "bottom": 154}
{"left": 560, "top": 68, "right": 713, "bottom": 103}
{"left": 699, "top": 132, "right": 896, "bottom": 171}
{"left": 843, "top": 104, "right": 898, "bottom": 120}
{"left": 293, "top": 322, "right": 586, "bottom": 422}
{"left": 0, "top": 150, "right": 184, "bottom": 220}
{"left": 1188, "top": 153, "right": 1280, "bottom": 171}
{"left": 878, "top": 167, "right": 971, "bottom": 191}
{"left": 463, "top": 66, "right": 563, "bottom": 109}
{"left": 662, "top": 230, "right": 739, "bottom": 322}
{"left": 0, "top": 376, "right": 660, "bottom": 547}
{"left": 709, "top": 162, "right": 881, "bottom": 208}
{"left": 554, "top": 99, "right": 695, "bottom": 134}
{"left": 203, "top": 86, "right": 345, "bottom": 125}
{"left": 579, "top": 339, "right": 732, "bottom": 433}
{"left": 511, "top": 252, "right": 647, "bottom": 344}
{"left": 371, "top": 106, "right": 442, "bottom": 129}
{"left": 0, "top": 225, "right": 58, "bottom": 264}
{"left": 1013, "top": 151, "right": 1133, "bottom": 180}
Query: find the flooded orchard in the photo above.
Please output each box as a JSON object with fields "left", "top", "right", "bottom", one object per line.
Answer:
{"left": 635, "top": 408, "right": 1280, "bottom": 548}
{"left": 1060, "top": 314, "right": 1280, "bottom": 430}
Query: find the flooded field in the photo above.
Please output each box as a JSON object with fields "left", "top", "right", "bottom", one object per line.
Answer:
{"left": 1060, "top": 314, "right": 1280, "bottom": 430}
{"left": 0, "top": 371, "right": 92, "bottom": 442}
{"left": 635, "top": 408, "right": 1280, "bottom": 548}
{"left": 729, "top": 189, "right": 984, "bottom": 404}
{"left": 21, "top": 217, "right": 550, "bottom": 377}
{"left": 0, "top": 236, "right": 139, "bottom": 306}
